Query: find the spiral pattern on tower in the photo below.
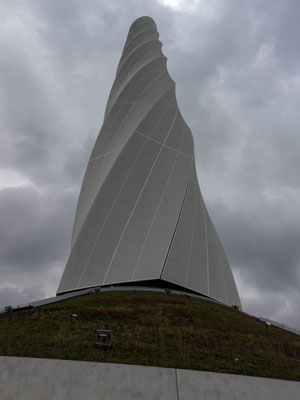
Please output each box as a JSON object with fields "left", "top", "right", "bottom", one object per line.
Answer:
{"left": 57, "top": 16, "right": 241, "bottom": 308}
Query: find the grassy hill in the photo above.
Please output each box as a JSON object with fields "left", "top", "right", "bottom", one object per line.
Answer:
{"left": 0, "top": 291, "right": 299, "bottom": 381}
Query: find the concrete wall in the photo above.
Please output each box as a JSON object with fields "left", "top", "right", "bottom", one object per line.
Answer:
{"left": 0, "top": 356, "right": 299, "bottom": 399}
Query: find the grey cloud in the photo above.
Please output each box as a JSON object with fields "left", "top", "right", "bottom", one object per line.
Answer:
{"left": 0, "top": 284, "right": 46, "bottom": 308}
{"left": 63, "top": 131, "right": 95, "bottom": 183}
{"left": 0, "top": 185, "right": 75, "bottom": 272}
{"left": 210, "top": 197, "right": 300, "bottom": 291}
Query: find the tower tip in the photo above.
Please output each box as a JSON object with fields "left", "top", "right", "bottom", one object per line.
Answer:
{"left": 129, "top": 16, "right": 157, "bottom": 31}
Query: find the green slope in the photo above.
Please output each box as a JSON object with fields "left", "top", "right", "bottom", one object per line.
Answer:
{"left": 1, "top": 291, "right": 299, "bottom": 381}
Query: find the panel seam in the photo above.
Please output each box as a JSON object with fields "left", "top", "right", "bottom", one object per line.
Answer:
{"left": 202, "top": 201, "right": 210, "bottom": 295}
{"left": 159, "top": 160, "right": 193, "bottom": 279}
{"left": 135, "top": 130, "right": 192, "bottom": 158}
{"left": 184, "top": 183, "right": 198, "bottom": 286}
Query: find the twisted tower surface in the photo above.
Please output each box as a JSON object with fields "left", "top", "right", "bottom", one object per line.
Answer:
{"left": 57, "top": 17, "right": 241, "bottom": 308}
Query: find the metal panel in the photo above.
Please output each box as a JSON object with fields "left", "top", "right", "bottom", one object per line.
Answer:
{"left": 162, "top": 167, "right": 197, "bottom": 285}
{"left": 104, "top": 147, "right": 178, "bottom": 284}
{"left": 133, "top": 153, "right": 192, "bottom": 280}
{"left": 79, "top": 139, "right": 161, "bottom": 288}
{"left": 185, "top": 187, "right": 209, "bottom": 295}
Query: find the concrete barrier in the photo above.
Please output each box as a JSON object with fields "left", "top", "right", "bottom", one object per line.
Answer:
{"left": 0, "top": 356, "right": 299, "bottom": 399}
{"left": 176, "top": 369, "right": 300, "bottom": 399}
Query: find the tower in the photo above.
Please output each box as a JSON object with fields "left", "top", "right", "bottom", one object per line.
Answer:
{"left": 57, "top": 16, "right": 241, "bottom": 309}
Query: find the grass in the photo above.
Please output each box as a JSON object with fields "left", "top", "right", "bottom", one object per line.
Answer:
{"left": 0, "top": 291, "right": 300, "bottom": 381}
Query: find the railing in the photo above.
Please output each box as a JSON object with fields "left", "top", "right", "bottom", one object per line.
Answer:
{"left": 259, "top": 316, "right": 300, "bottom": 337}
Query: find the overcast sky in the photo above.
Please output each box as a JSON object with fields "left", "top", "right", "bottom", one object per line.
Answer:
{"left": 0, "top": 0, "right": 299, "bottom": 329}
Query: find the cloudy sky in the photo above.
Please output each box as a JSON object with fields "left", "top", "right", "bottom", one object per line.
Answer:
{"left": 0, "top": 0, "right": 299, "bottom": 329}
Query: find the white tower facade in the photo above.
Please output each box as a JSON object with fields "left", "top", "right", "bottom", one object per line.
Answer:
{"left": 57, "top": 17, "right": 241, "bottom": 308}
